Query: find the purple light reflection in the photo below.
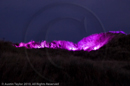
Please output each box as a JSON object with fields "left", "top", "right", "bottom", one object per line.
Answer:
{"left": 13, "top": 31, "right": 126, "bottom": 52}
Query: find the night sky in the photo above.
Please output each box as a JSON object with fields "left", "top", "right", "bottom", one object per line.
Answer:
{"left": 0, "top": 0, "right": 130, "bottom": 43}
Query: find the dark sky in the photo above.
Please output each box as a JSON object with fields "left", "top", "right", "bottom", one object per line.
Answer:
{"left": 0, "top": 0, "right": 130, "bottom": 43}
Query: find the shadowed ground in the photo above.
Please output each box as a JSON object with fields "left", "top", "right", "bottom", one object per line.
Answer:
{"left": 0, "top": 33, "right": 130, "bottom": 86}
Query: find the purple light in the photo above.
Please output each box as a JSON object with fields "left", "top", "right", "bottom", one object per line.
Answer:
{"left": 13, "top": 31, "right": 126, "bottom": 52}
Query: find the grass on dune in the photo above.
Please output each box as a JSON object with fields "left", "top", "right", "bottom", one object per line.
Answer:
{"left": 0, "top": 33, "right": 130, "bottom": 86}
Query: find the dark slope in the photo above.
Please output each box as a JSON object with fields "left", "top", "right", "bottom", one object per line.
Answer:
{"left": 0, "top": 33, "right": 130, "bottom": 86}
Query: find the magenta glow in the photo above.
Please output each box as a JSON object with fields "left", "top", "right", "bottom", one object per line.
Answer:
{"left": 13, "top": 31, "right": 126, "bottom": 52}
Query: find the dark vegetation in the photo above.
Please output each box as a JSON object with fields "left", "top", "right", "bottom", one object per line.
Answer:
{"left": 0, "top": 33, "right": 130, "bottom": 86}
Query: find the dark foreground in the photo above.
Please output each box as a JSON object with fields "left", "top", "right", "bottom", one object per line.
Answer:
{"left": 0, "top": 33, "right": 130, "bottom": 86}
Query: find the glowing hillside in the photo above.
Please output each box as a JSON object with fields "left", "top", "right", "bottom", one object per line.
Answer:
{"left": 13, "top": 31, "right": 126, "bottom": 52}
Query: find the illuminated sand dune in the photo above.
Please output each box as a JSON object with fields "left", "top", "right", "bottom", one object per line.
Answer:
{"left": 13, "top": 31, "right": 126, "bottom": 52}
